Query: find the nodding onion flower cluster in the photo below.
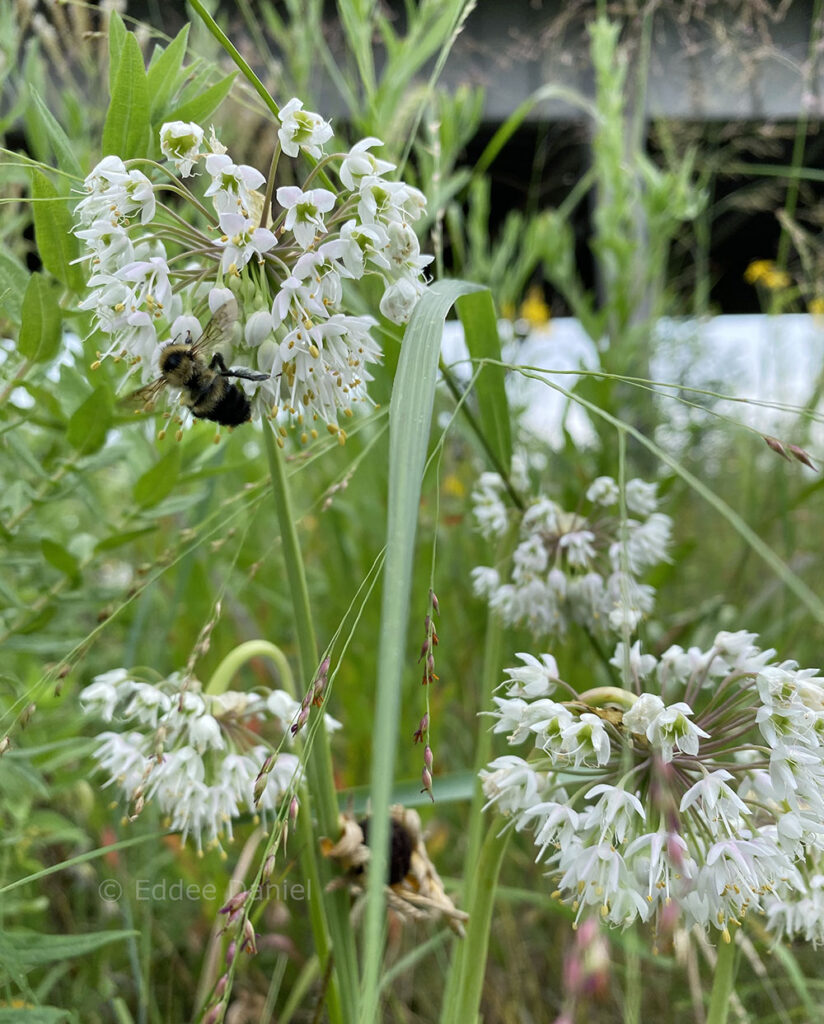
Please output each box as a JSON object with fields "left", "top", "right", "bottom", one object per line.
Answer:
{"left": 471, "top": 470, "right": 672, "bottom": 638}
{"left": 480, "top": 631, "right": 824, "bottom": 942}
{"left": 81, "top": 667, "right": 341, "bottom": 854}
{"left": 74, "top": 105, "right": 432, "bottom": 439}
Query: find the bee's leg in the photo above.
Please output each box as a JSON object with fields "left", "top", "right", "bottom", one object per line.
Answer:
{"left": 208, "top": 352, "right": 230, "bottom": 373}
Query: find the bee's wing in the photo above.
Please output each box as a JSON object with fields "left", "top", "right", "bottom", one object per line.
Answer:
{"left": 190, "top": 298, "right": 239, "bottom": 359}
{"left": 125, "top": 374, "right": 168, "bottom": 410}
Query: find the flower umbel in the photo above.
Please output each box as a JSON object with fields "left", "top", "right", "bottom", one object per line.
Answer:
{"left": 482, "top": 631, "right": 824, "bottom": 940}
{"left": 471, "top": 469, "right": 671, "bottom": 638}
{"left": 74, "top": 113, "right": 431, "bottom": 436}
{"left": 79, "top": 668, "right": 332, "bottom": 853}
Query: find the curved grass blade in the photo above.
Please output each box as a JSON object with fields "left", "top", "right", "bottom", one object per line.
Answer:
{"left": 359, "top": 279, "right": 483, "bottom": 1023}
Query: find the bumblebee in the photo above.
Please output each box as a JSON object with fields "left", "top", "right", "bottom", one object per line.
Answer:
{"left": 321, "top": 806, "right": 468, "bottom": 936}
{"left": 131, "top": 299, "right": 269, "bottom": 427}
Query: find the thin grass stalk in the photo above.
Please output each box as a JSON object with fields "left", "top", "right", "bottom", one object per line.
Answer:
{"left": 262, "top": 420, "right": 358, "bottom": 1023}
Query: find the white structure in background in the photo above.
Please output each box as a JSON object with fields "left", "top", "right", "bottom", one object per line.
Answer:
{"left": 442, "top": 315, "right": 824, "bottom": 453}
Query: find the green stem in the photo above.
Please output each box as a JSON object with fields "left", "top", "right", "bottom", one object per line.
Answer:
{"left": 260, "top": 143, "right": 281, "bottom": 231}
{"left": 204, "top": 639, "right": 294, "bottom": 696}
{"left": 440, "top": 605, "right": 504, "bottom": 1021}
{"left": 188, "top": 0, "right": 281, "bottom": 121}
{"left": 776, "top": 0, "right": 823, "bottom": 272}
{"left": 444, "top": 824, "right": 511, "bottom": 1024}
{"left": 262, "top": 420, "right": 359, "bottom": 1023}
{"left": 706, "top": 929, "right": 738, "bottom": 1024}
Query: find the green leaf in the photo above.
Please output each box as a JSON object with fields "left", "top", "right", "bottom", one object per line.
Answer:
{"left": 66, "top": 387, "right": 113, "bottom": 454}
{"left": 19, "top": 381, "right": 64, "bottom": 420}
{"left": 30, "top": 172, "right": 84, "bottom": 293}
{"left": 361, "top": 279, "right": 483, "bottom": 1022}
{"left": 27, "top": 87, "right": 83, "bottom": 177}
{"left": 102, "top": 32, "right": 150, "bottom": 160}
{"left": 456, "top": 290, "right": 512, "bottom": 473}
{"left": 0, "top": 250, "right": 30, "bottom": 322}
{"left": 0, "top": 929, "right": 136, "bottom": 972}
{"left": 95, "top": 526, "right": 157, "bottom": 551}
{"left": 40, "top": 539, "right": 80, "bottom": 580}
{"left": 107, "top": 10, "right": 127, "bottom": 94}
{"left": 147, "top": 23, "right": 191, "bottom": 117}
{"left": 164, "top": 72, "right": 237, "bottom": 126}
{"left": 0, "top": 1009, "right": 70, "bottom": 1023}
{"left": 133, "top": 446, "right": 182, "bottom": 507}
{"left": 18, "top": 273, "right": 61, "bottom": 363}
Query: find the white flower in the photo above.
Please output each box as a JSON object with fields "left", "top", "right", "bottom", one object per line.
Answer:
{"left": 217, "top": 212, "right": 277, "bottom": 274}
{"left": 276, "top": 186, "right": 336, "bottom": 250}
{"left": 75, "top": 159, "right": 156, "bottom": 226}
{"left": 187, "top": 712, "right": 225, "bottom": 753}
{"left": 558, "top": 529, "right": 596, "bottom": 568}
{"left": 622, "top": 692, "right": 665, "bottom": 735}
{"left": 610, "top": 640, "right": 657, "bottom": 682}
{"left": 80, "top": 669, "right": 133, "bottom": 721}
{"left": 480, "top": 755, "right": 545, "bottom": 816}
{"left": 645, "top": 701, "right": 709, "bottom": 763}
{"left": 585, "top": 784, "right": 646, "bottom": 844}
{"left": 277, "top": 98, "right": 333, "bottom": 159}
{"left": 586, "top": 476, "right": 619, "bottom": 506}
{"left": 621, "top": 513, "right": 672, "bottom": 573}
{"left": 337, "top": 219, "right": 391, "bottom": 277}
{"left": 471, "top": 473, "right": 508, "bottom": 539}
{"left": 502, "top": 652, "right": 560, "bottom": 699}
{"left": 471, "top": 566, "right": 500, "bottom": 599}
{"left": 74, "top": 220, "right": 134, "bottom": 272}
{"left": 244, "top": 309, "right": 274, "bottom": 346}
{"left": 339, "top": 137, "right": 395, "bottom": 191}
{"left": 679, "top": 769, "right": 750, "bottom": 831}
{"left": 204, "top": 153, "right": 265, "bottom": 216}
{"left": 625, "top": 478, "right": 659, "bottom": 516}
{"left": 159, "top": 121, "right": 204, "bottom": 177}
{"left": 560, "top": 713, "right": 612, "bottom": 766}
{"left": 379, "top": 275, "right": 425, "bottom": 325}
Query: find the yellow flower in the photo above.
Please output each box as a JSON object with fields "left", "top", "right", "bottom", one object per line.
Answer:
{"left": 519, "top": 285, "right": 551, "bottom": 328}
{"left": 442, "top": 473, "right": 466, "bottom": 499}
{"left": 808, "top": 297, "right": 824, "bottom": 316}
{"left": 743, "top": 259, "right": 790, "bottom": 290}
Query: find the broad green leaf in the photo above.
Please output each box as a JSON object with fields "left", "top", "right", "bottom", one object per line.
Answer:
{"left": 0, "top": 929, "right": 136, "bottom": 971}
{"left": 30, "top": 172, "right": 84, "bottom": 293}
{"left": 133, "top": 446, "right": 183, "bottom": 507}
{"left": 0, "top": 250, "right": 30, "bottom": 322}
{"left": 66, "top": 387, "right": 113, "bottom": 454}
{"left": 102, "top": 32, "right": 150, "bottom": 160}
{"left": 360, "top": 279, "right": 483, "bottom": 1022}
{"left": 0, "top": 1009, "right": 69, "bottom": 1023}
{"left": 147, "top": 23, "right": 191, "bottom": 116}
{"left": 456, "top": 289, "right": 512, "bottom": 473}
{"left": 19, "top": 381, "right": 64, "bottom": 420}
{"left": 40, "top": 539, "right": 80, "bottom": 581}
{"left": 27, "top": 88, "right": 83, "bottom": 178}
{"left": 18, "top": 273, "right": 61, "bottom": 363}
{"left": 107, "top": 10, "right": 127, "bottom": 93}
{"left": 164, "top": 72, "right": 237, "bottom": 127}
